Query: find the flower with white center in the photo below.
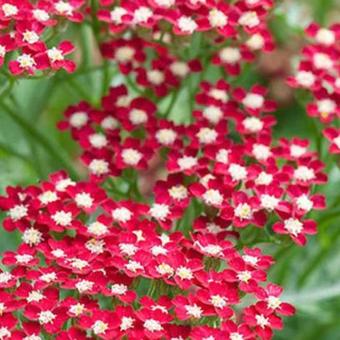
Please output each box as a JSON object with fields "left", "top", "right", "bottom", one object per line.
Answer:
{"left": 296, "top": 194, "right": 313, "bottom": 211}
{"left": 120, "top": 316, "right": 135, "bottom": 331}
{"left": 216, "top": 149, "right": 230, "bottom": 164}
{"left": 69, "top": 258, "right": 89, "bottom": 270}
{"left": 157, "top": 263, "right": 174, "bottom": 276}
{"left": 234, "top": 203, "right": 253, "bottom": 220}
{"left": 47, "top": 47, "right": 64, "bottom": 63}
{"left": 228, "top": 163, "right": 247, "bottom": 181}
{"left": 38, "top": 310, "right": 56, "bottom": 324}
{"left": 293, "top": 166, "right": 315, "bottom": 181}
{"left": 15, "top": 254, "right": 33, "bottom": 264}
{"left": 170, "top": 61, "right": 189, "bottom": 77}
{"left": 239, "top": 11, "right": 259, "bottom": 28}
{"left": 33, "top": 9, "right": 50, "bottom": 21}
{"left": 55, "top": 178, "right": 75, "bottom": 192}
{"left": 89, "top": 133, "right": 107, "bottom": 148}
{"left": 39, "top": 190, "right": 58, "bottom": 204}
{"left": 147, "top": 69, "right": 165, "bottom": 85}
{"left": 178, "top": 156, "right": 197, "bottom": 170}
{"left": 243, "top": 255, "right": 258, "bottom": 266}
{"left": 316, "top": 28, "right": 335, "bottom": 45}
{"left": 122, "top": 148, "right": 142, "bottom": 166}
{"left": 202, "top": 189, "right": 223, "bottom": 206}
{"left": 52, "top": 210, "right": 72, "bottom": 226}
{"left": 260, "top": 194, "right": 279, "bottom": 211}
{"left": 290, "top": 144, "right": 307, "bottom": 158}
{"left": 199, "top": 244, "right": 222, "bottom": 256}
{"left": 296, "top": 71, "right": 315, "bottom": 87}
{"left": 69, "top": 111, "right": 88, "bottom": 128}
{"left": 255, "top": 171, "right": 273, "bottom": 185}
{"left": 0, "top": 45, "right": 5, "bottom": 58}
{"left": 0, "top": 272, "right": 12, "bottom": 284}
{"left": 86, "top": 239, "right": 105, "bottom": 254}
{"left": 317, "top": 99, "right": 336, "bottom": 116}
{"left": 89, "top": 159, "right": 109, "bottom": 175}
{"left": 75, "top": 192, "right": 93, "bottom": 209}
{"left": 209, "top": 88, "right": 229, "bottom": 102}
{"left": 51, "top": 249, "right": 65, "bottom": 258}
{"left": 149, "top": 203, "right": 169, "bottom": 221}
{"left": 185, "top": 304, "right": 203, "bottom": 318}
{"left": 75, "top": 279, "right": 94, "bottom": 293}
{"left": 243, "top": 93, "right": 264, "bottom": 109}
{"left": 0, "top": 327, "right": 11, "bottom": 338}
{"left": 22, "top": 227, "right": 43, "bottom": 246}
{"left": 243, "top": 116, "right": 264, "bottom": 132}
{"left": 156, "top": 128, "right": 177, "bottom": 145}
{"left": 133, "top": 6, "right": 152, "bottom": 23}
{"left": 151, "top": 245, "right": 167, "bottom": 256}
{"left": 129, "top": 109, "right": 148, "bottom": 125}
{"left": 203, "top": 106, "right": 223, "bottom": 124}
{"left": 69, "top": 303, "right": 85, "bottom": 316}
{"left": 267, "top": 295, "right": 281, "bottom": 309}
{"left": 144, "top": 319, "right": 163, "bottom": 332}
{"left": 169, "top": 185, "right": 188, "bottom": 200}
{"left": 88, "top": 221, "right": 108, "bottom": 236}
{"left": 197, "top": 127, "right": 218, "bottom": 144}
{"left": 252, "top": 144, "right": 271, "bottom": 160}
{"left": 92, "top": 320, "right": 108, "bottom": 335}
{"left": 40, "top": 272, "right": 56, "bottom": 283}
{"left": 237, "top": 270, "right": 252, "bottom": 282}
{"left": 200, "top": 174, "right": 215, "bottom": 187}
{"left": 8, "top": 204, "right": 28, "bottom": 221}
{"left": 209, "top": 9, "right": 228, "bottom": 27}
{"left": 23, "top": 335, "right": 42, "bottom": 340}
{"left": 111, "top": 284, "right": 127, "bottom": 295}
{"left": 284, "top": 218, "right": 303, "bottom": 236}
{"left": 313, "top": 53, "right": 333, "bottom": 70}
{"left": 23, "top": 30, "right": 39, "bottom": 44}
{"left": 112, "top": 207, "right": 132, "bottom": 222}
{"left": 176, "top": 266, "right": 193, "bottom": 280}
{"left": 255, "top": 314, "right": 269, "bottom": 328}
{"left": 2, "top": 3, "right": 18, "bottom": 17}
{"left": 210, "top": 295, "right": 227, "bottom": 308}
{"left": 27, "top": 290, "right": 43, "bottom": 303}
{"left": 125, "top": 260, "right": 143, "bottom": 273}
{"left": 177, "top": 16, "right": 197, "bottom": 33}
{"left": 55, "top": 1, "right": 73, "bottom": 15}
{"left": 159, "top": 233, "right": 170, "bottom": 245}
{"left": 246, "top": 33, "right": 264, "bottom": 50}
{"left": 115, "top": 46, "right": 135, "bottom": 63}
{"left": 230, "top": 333, "right": 244, "bottom": 340}
{"left": 333, "top": 136, "right": 340, "bottom": 149}
{"left": 219, "top": 47, "right": 241, "bottom": 64}
{"left": 101, "top": 116, "right": 118, "bottom": 129}
{"left": 119, "top": 243, "right": 138, "bottom": 256}
{"left": 110, "top": 7, "right": 127, "bottom": 24}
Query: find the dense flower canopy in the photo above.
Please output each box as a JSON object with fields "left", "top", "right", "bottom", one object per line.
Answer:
{"left": 0, "top": 0, "right": 338, "bottom": 339}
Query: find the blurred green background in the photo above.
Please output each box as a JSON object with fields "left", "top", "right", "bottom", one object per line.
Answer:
{"left": 0, "top": 0, "right": 339, "bottom": 339}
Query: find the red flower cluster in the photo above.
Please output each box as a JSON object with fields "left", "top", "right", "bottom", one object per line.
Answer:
{"left": 287, "top": 23, "right": 340, "bottom": 154}
{"left": 0, "top": 0, "right": 86, "bottom": 75}
{"left": 0, "top": 169, "right": 296, "bottom": 339}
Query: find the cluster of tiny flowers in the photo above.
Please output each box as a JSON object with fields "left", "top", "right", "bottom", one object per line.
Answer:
{"left": 0, "top": 169, "right": 297, "bottom": 339}
{"left": 287, "top": 23, "right": 340, "bottom": 154}
{"left": 0, "top": 0, "right": 86, "bottom": 75}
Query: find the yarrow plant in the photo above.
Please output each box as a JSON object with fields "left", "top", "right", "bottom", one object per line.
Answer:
{"left": 0, "top": 0, "right": 338, "bottom": 339}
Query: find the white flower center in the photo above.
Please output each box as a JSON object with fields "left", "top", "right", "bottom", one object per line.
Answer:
{"left": 237, "top": 270, "right": 252, "bottom": 282}
{"left": 313, "top": 53, "right": 333, "bottom": 70}
{"left": 75, "top": 192, "right": 93, "bottom": 208}
{"left": 147, "top": 70, "right": 165, "bottom": 85}
{"left": 255, "top": 171, "right": 273, "bottom": 185}
{"left": 69, "top": 303, "right": 85, "bottom": 316}
{"left": 290, "top": 144, "right": 307, "bottom": 157}
{"left": 243, "top": 93, "right": 264, "bottom": 109}
{"left": 115, "top": 46, "right": 135, "bottom": 63}
{"left": 0, "top": 272, "right": 12, "bottom": 283}
{"left": 267, "top": 296, "right": 281, "bottom": 309}
{"left": 92, "top": 320, "right": 108, "bottom": 335}
{"left": 88, "top": 221, "right": 108, "bottom": 236}
{"left": 246, "top": 33, "right": 264, "bottom": 50}
{"left": 40, "top": 272, "right": 56, "bottom": 283}
{"left": 317, "top": 99, "right": 336, "bottom": 114}
{"left": 197, "top": 127, "right": 218, "bottom": 144}
{"left": 112, "top": 207, "right": 132, "bottom": 222}
{"left": 209, "top": 9, "right": 228, "bottom": 27}
{"left": 334, "top": 136, "right": 340, "bottom": 148}
{"left": 27, "top": 290, "right": 44, "bottom": 302}
{"left": 203, "top": 106, "right": 223, "bottom": 124}
{"left": 151, "top": 245, "right": 167, "bottom": 256}
{"left": 55, "top": 1, "right": 73, "bottom": 15}
{"left": 125, "top": 260, "right": 143, "bottom": 272}
{"left": 284, "top": 218, "right": 303, "bottom": 236}
{"left": 178, "top": 156, "right": 197, "bottom": 170}
{"left": 243, "top": 117, "right": 264, "bottom": 132}
{"left": 219, "top": 47, "right": 241, "bottom": 64}
{"left": 2, "top": 3, "right": 18, "bottom": 16}
{"left": 157, "top": 263, "right": 174, "bottom": 276}
{"left": 207, "top": 222, "right": 223, "bottom": 234}
{"left": 23, "top": 30, "right": 39, "bottom": 44}
{"left": 15, "top": 254, "right": 33, "bottom": 264}
{"left": 22, "top": 228, "right": 43, "bottom": 246}
{"left": 255, "top": 314, "right": 269, "bottom": 328}
{"left": 242, "top": 254, "right": 258, "bottom": 265}
{"left": 230, "top": 333, "right": 244, "bottom": 340}
{"left": 101, "top": 116, "right": 118, "bottom": 129}
{"left": 296, "top": 71, "right": 315, "bottom": 87}
{"left": 239, "top": 11, "right": 259, "bottom": 28}
{"left": 76, "top": 280, "right": 94, "bottom": 293}
{"left": 121, "top": 317, "right": 135, "bottom": 331}
{"left": 202, "top": 189, "right": 223, "bottom": 206}
{"left": 156, "top": 128, "right": 177, "bottom": 145}
{"left": 86, "top": 239, "right": 105, "bottom": 254}
{"left": 119, "top": 243, "right": 138, "bottom": 256}
{"left": 8, "top": 204, "right": 28, "bottom": 221}
{"left": 39, "top": 190, "right": 58, "bottom": 204}
{"left": 89, "top": 159, "right": 109, "bottom": 175}
{"left": 111, "top": 284, "right": 127, "bottom": 295}
{"left": 133, "top": 6, "right": 153, "bottom": 23}
{"left": 260, "top": 194, "right": 279, "bottom": 211}
{"left": 185, "top": 304, "right": 203, "bottom": 318}
{"left": 0, "top": 327, "right": 11, "bottom": 338}
{"left": 234, "top": 203, "right": 253, "bottom": 219}
{"left": 52, "top": 211, "right": 72, "bottom": 226}
{"left": 294, "top": 166, "right": 315, "bottom": 181}
{"left": 199, "top": 244, "right": 222, "bottom": 256}
{"left": 38, "top": 310, "right": 56, "bottom": 324}
{"left": 210, "top": 295, "right": 227, "bottom": 308}
{"left": 17, "top": 54, "right": 36, "bottom": 69}
{"left": 228, "top": 163, "right": 247, "bottom": 181}
{"left": 129, "top": 109, "right": 148, "bottom": 125}
{"left": 252, "top": 144, "right": 271, "bottom": 160}
{"left": 51, "top": 249, "right": 65, "bottom": 258}
{"left": 316, "top": 28, "right": 335, "bottom": 45}
{"left": 144, "top": 319, "right": 163, "bottom": 332}
{"left": 70, "top": 111, "right": 88, "bottom": 128}
{"left": 89, "top": 133, "right": 107, "bottom": 148}
{"left": 69, "top": 258, "right": 89, "bottom": 270}
{"left": 177, "top": 16, "right": 197, "bottom": 33}
{"left": 0, "top": 45, "right": 5, "bottom": 58}
{"left": 209, "top": 89, "right": 228, "bottom": 102}
{"left": 149, "top": 203, "right": 169, "bottom": 221}
{"left": 169, "top": 185, "right": 188, "bottom": 200}
{"left": 33, "top": 9, "right": 50, "bottom": 21}
{"left": 216, "top": 149, "right": 229, "bottom": 164}
{"left": 122, "top": 148, "right": 142, "bottom": 165}
{"left": 296, "top": 194, "right": 313, "bottom": 211}
{"left": 170, "top": 61, "right": 189, "bottom": 77}
{"left": 176, "top": 266, "right": 193, "bottom": 280}
{"left": 110, "top": 7, "right": 127, "bottom": 24}
{"left": 56, "top": 178, "right": 75, "bottom": 191}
